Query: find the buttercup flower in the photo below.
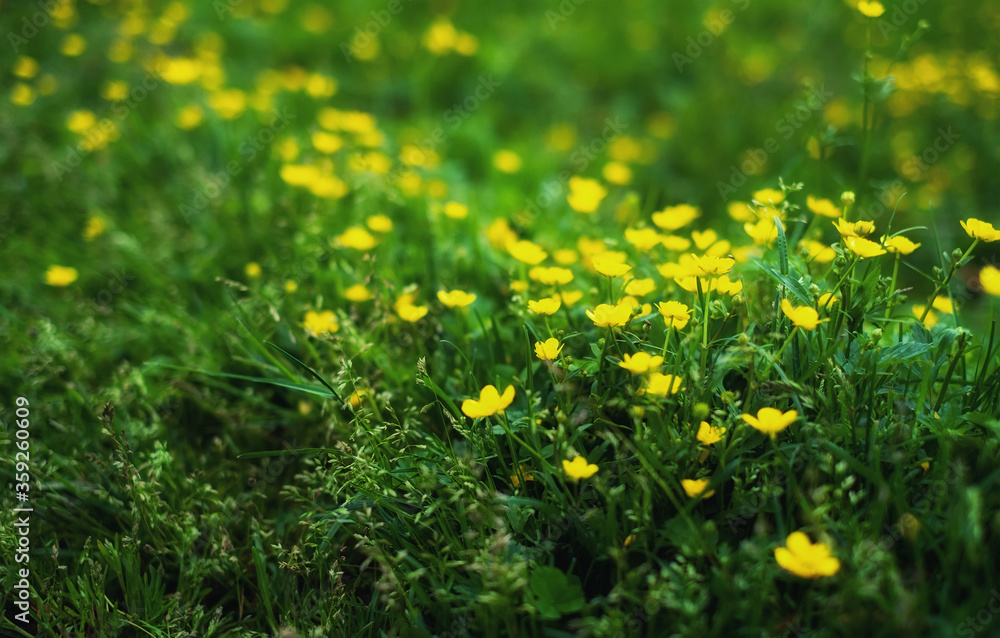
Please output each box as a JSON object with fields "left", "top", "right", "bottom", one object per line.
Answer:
{"left": 961, "top": 218, "right": 1000, "bottom": 242}
{"left": 857, "top": 1, "right": 885, "bottom": 18}
{"left": 689, "top": 254, "right": 735, "bottom": 276}
{"left": 681, "top": 478, "right": 715, "bottom": 499}
{"left": 443, "top": 201, "right": 468, "bottom": 219}
{"left": 507, "top": 239, "right": 548, "bottom": 265}
{"left": 625, "top": 227, "right": 663, "bottom": 252}
{"left": 806, "top": 196, "right": 842, "bottom": 218}
{"left": 567, "top": 177, "right": 607, "bottom": 213}
{"left": 980, "top": 266, "right": 1000, "bottom": 296}
{"left": 657, "top": 301, "right": 693, "bottom": 330}
{"left": 563, "top": 455, "right": 599, "bottom": 481}
{"left": 774, "top": 531, "right": 840, "bottom": 578}
{"left": 461, "top": 385, "right": 515, "bottom": 418}
{"left": 245, "top": 262, "right": 262, "bottom": 279}
{"left": 883, "top": 235, "right": 920, "bottom": 255}
{"left": 844, "top": 236, "right": 887, "bottom": 258}
{"left": 45, "top": 265, "right": 78, "bottom": 287}
{"left": 592, "top": 254, "right": 632, "bottom": 277}
{"left": 528, "top": 296, "right": 561, "bottom": 315}
{"left": 696, "top": 421, "right": 727, "bottom": 445}
{"left": 534, "top": 338, "right": 564, "bottom": 361}
{"left": 781, "top": 299, "right": 828, "bottom": 330}
{"left": 587, "top": 302, "right": 632, "bottom": 327}
{"left": 752, "top": 188, "right": 785, "bottom": 205}
{"left": 438, "top": 289, "right": 476, "bottom": 308}
{"left": 618, "top": 351, "right": 664, "bottom": 374}
{"left": 652, "top": 204, "right": 700, "bottom": 231}
{"left": 833, "top": 219, "right": 875, "bottom": 238}
{"left": 741, "top": 407, "right": 797, "bottom": 439}
{"left": 344, "top": 284, "right": 373, "bottom": 302}
{"left": 304, "top": 310, "right": 339, "bottom": 336}
{"left": 529, "top": 266, "right": 574, "bottom": 286}
{"left": 335, "top": 227, "right": 378, "bottom": 250}
{"left": 625, "top": 278, "right": 656, "bottom": 297}
{"left": 645, "top": 372, "right": 683, "bottom": 396}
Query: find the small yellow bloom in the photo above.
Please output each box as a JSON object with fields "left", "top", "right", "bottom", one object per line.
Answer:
{"left": 13, "top": 56, "right": 39, "bottom": 79}
{"left": 366, "top": 214, "right": 393, "bottom": 233}
{"left": 774, "top": 531, "right": 840, "bottom": 579}
{"left": 396, "top": 303, "right": 428, "bottom": 322}
{"left": 335, "top": 227, "right": 378, "bottom": 251}
{"left": 657, "top": 301, "right": 693, "bottom": 330}
{"left": 979, "top": 266, "right": 1000, "bottom": 297}
{"left": 741, "top": 407, "right": 797, "bottom": 439}
{"left": 681, "top": 478, "right": 715, "bottom": 499}
{"left": 602, "top": 161, "right": 632, "bottom": 185}
{"left": 437, "top": 289, "right": 476, "bottom": 308}
{"left": 586, "top": 302, "right": 632, "bottom": 328}
{"left": 493, "top": 149, "right": 522, "bottom": 173}
{"left": 304, "top": 310, "right": 339, "bottom": 336}
{"left": 534, "top": 338, "right": 563, "bottom": 361}
{"left": 696, "top": 421, "right": 727, "bottom": 445}
{"left": 856, "top": 1, "right": 885, "bottom": 18}
{"left": 818, "top": 293, "right": 839, "bottom": 308}
{"left": 510, "top": 464, "right": 535, "bottom": 488}
{"left": 802, "top": 239, "right": 836, "bottom": 263}
{"left": 311, "top": 131, "right": 343, "bottom": 154}
{"left": 558, "top": 290, "right": 584, "bottom": 306}
{"left": 618, "top": 351, "right": 664, "bottom": 374}
{"left": 176, "top": 104, "right": 203, "bottom": 129}
{"left": 714, "top": 275, "right": 743, "bottom": 296}
{"left": 563, "top": 455, "right": 598, "bottom": 481}
{"left": 844, "top": 236, "right": 887, "bottom": 258}
{"left": 806, "top": 195, "right": 842, "bottom": 218}
{"left": 443, "top": 201, "right": 468, "bottom": 219}
{"left": 961, "top": 218, "right": 1000, "bottom": 242}
{"left": 45, "top": 265, "right": 78, "bottom": 287}
{"left": 652, "top": 204, "right": 699, "bottom": 231}
{"left": 284, "top": 280, "right": 298, "bottom": 293}
{"left": 913, "top": 305, "right": 938, "bottom": 328}
{"left": 528, "top": 266, "right": 574, "bottom": 286}
{"left": 60, "top": 34, "right": 87, "bottom": 56}
{"left": 624, "top": 227, "right": 664, "bottom": 252}
{"left": 689, "top": 254, "right": 735, "bottom": 276}
{"left": 344, "top": 284, "right": 373, "bottom": 302}
{"left": 83, "top": 216, "right": 106, "bottom": 240}
{"left": 883, "top": 235, "right": 920, "bottom": 255}
{"left": 592, "top": 254, "right": 632, "bottom": 278}
{"left": 752, "top": 188, "right": 785, "bottom": 205}
{"left": 208, "top": 88, "right": 247, "bottom": 120}
{"left": 781, "top": 299, "right": 827, "bottom": 330}
{"left": 645, "top": 372, "right": 683, "bottom": 396}
{"left": 507, "top": 239, "right": 548, "bottom": 265}
{"left": 625, "top": 278, "right": 656, "bottom": 297}
{"left": 840, "top": 191, "right": 855, "bottom": 205}
{"left": 833, "top": 219, "right": 875, "bottom": 238}
{"left": 245, "top": 262, "right": 262, "bottom": 279}
{"left": 528, "top": 296, "right": 561, "bottom": 315}
{"left": 567, "top": 177, "right": 607, "bottom": 213}
{"left": 461, "top": 384, "right": 515, "bottom": 418}
{"left": 11, "top": 83, "right": 36, "bottom": 106}
{"left": 931, "top": 296, "right": 953, "bottom": 314}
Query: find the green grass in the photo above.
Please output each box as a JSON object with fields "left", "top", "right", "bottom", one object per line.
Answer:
{"left": 2, "top": 1, "right": 1000, "bottom": 636}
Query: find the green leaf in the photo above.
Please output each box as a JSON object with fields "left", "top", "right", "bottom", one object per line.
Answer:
{"left": 879, "top": 342, "right": 933, "bottom": 364}
{"left": 753, "top": 259, "right": 812, "bottom": 305}
{"left": 774, "top": 214, "right": 789, "bottom": 276}
{"left": 265, "top": 341, "right": 344, "bottom": 402}
{"left": 529, "top": 566, "right": 585, "bottom": 619}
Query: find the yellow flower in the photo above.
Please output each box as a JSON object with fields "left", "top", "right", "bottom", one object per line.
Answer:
{"left": 681, "top": 478, "right": 715, "bottom": 499}
{"left": 284, "top": 280, "right": 298, "bottom": 293}
{"left": 534, "top": 338, "right": 563, "bottom": 361}
{"left": 176, "top": 104, "right": 203, "bottom": 129}
{"left": 11, "top": 83, "right": 35, "bottom": 106}
{"left": 60, "top": 34, "right": 87, "bottom": 56}
{"left": 245, "top": 262, "right": 262, "bottom": 279}
{"left": 980, "top": 266, "right": 1000, "bottom": 296}
{"left": 528, "top": 296, "right": 561, "bottom": 315}
{"left": 586, "top": 302, "right": 632, "bottom": 328}
{"left": 493, "top": 149, "right": 522, "bottom": 173}
{"left": 752, "top": 188, "right": 785, "bottom": 205}
{"left": 696, "top": 421, "right": 727, "bottom": 445}
{"left": 396, "top": 303, "right": 428, "bottom": 322}
{"left": 558, "top": 290, "right": 584, "bottom": 306}
{"left": 443, "top": 201, "right": 468, "bottom": 219}
{"left": 83, "top": 216, "right": 106, "bottom": 240}
{"left": 844, "top": 236, "right": 887, "bottom": 258}
{"left": 208, "top": 88, "right": 247, "bottom": 120}
{"left": 661, "top": 235, "right": 693, "bottom": 252}
{"left": 961, "top": 218, "right": 1000, "bottom": 242}
{"left": 913, "top": 305, "right": 937, "bottom": 328}
{"left": 624, "top": 227, "right": 664, "bottom": 252}
{"left": 689, "top": 254, "right": 735, "bottom": 276}
{"left": 931, "top": 297, "right": 953, "bottom": 314}
{"left": 618, "top": 352, "right": 664, "bottom": 374}
{"left": 840, "top": 191, "right": 855, "bottom": 205}
{"left": 625, "top": 278, "right": 656, "bottom": 297}
{"left": 335, "top": 227, "right": 378, "bottom": 250}
{"left": 833, "top": 219, "right": 875, "bottom": 238}
{"left": 562, "top": 455, "right": 599, "bottom": 481}
{"left": 45, "top": 265, "right": 78, "bottom": 287}
{"left": 802, "top": 239, "right": 836, "bottom": 263}
{"left": 806, "top": 195, "right": 842, "bottom": 218}
{"left": 304, "top": 310, "right": 339, "bottom": 336}
{"left": 856, "top": 1, "right": 885, "bottom": 18}
{"left": 486, "top": 219, "right": 517, "bottom": 249}
{"left": 510, "top": 464, "right": 535, "bottom": 488}
{"left": 529, "top": 266, "right": 574, "bottom": 286}
{"left": 714, "top": 275, "right": 743, "bottom": 296}
{"left": 366, "top": 214, "right": 393, "bottom": 233}
{"left": 567, "top": 177, "right": 608, "bottom": 213}
{"left": 344, "top": 284, "right": 373, "bottom": 302}
{"left": 645, "top": 372, "right": 683, "bottom": 396}
{"left": 780, "top": 299, "right": 827, "bottom": 330}
{"left": 741, "top": 407, "right": 797, "bottom": 439}
{"left": 280, "top": 164, "right": 320, "bottom": 186}
{"left": 461, "top": 385, "right": 515, "bottom": 418}
{"left": 818, "top": 293, "right": 839, "bottom": 308}
{"left": 657, "top": 301, "right": 693, "bottom": 330}
{"left": 602, "top": 161, "right": 632, "bottom": 185}
{"left": 507, "top": 239, "right": 548, "bottom": 265}
{"left": 774, "top": 531, "right": 840, "bottom": 579}
{"left": 652, "top": 204, "right": 699, "bottom": 230}
{"left": 437, "top": 289, "right": 476, "bottom": 308}
{"left": 883, "top": 235, "right": 920, "bottom": 254}
{"left": 592, "top": 254, "right": 632, "bottom": 278}
{"left": 13, "top": 56, "right": 39, "bottom": 79}
{"left": 311, "top": 131, "right": 343, "bottom": 154}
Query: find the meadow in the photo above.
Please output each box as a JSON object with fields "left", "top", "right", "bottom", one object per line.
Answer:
{"left": 2, "top": 0, "right": 1000, "bottom": 636}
